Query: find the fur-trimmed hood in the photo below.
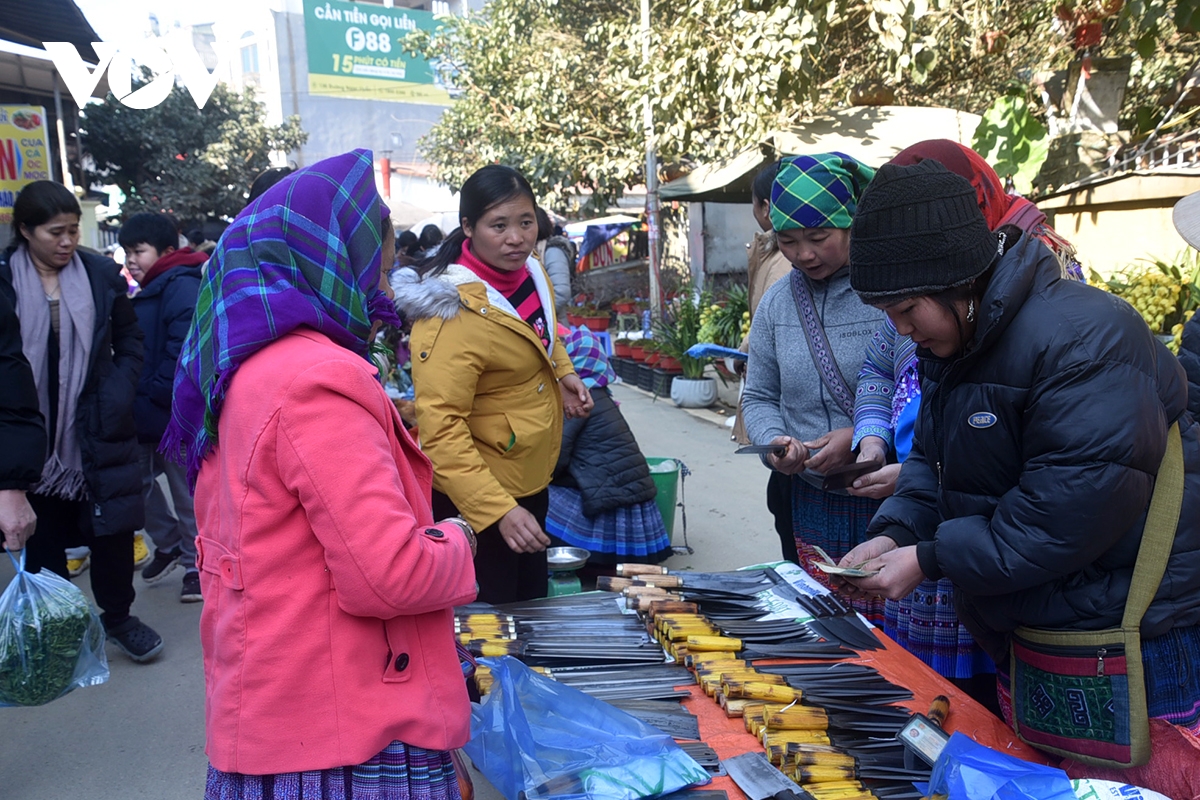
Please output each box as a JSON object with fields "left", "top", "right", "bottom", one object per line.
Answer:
{"left": 390, "top": 260, "right": 560, "bottom": 356}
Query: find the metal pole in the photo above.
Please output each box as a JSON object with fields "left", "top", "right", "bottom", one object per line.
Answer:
{"left": 53, "top": 81, "right": 74, "bottom": 191}
{"left": 641, "top": 0, "right": 662, "bottom": 326}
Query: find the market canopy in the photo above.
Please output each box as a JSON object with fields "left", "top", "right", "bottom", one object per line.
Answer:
{"left": 660, "top": 105, "right": 982, "bottom": 203}
{"left": 563, "top": 214, "right": 639, "bottom": 237}
{"left": 0, "top": 0, "right": 101, "bottom": 62}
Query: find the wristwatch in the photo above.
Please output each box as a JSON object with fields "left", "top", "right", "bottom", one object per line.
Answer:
{"left": 444, "top": 516, "right": 477, "bottom": 554}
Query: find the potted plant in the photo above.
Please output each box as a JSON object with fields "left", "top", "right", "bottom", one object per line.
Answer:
{"left": 654, "top": 283, "right": 718, "bottom": 408}
{"left": 612, "top": 296, "right": 638, "bottom": 314}
{"left": 613, "top": 338, "right": 633, "bottom": 358}
{"left": 575, "top": 304, "right": 611, "bottom": 331}
{"left": 629, "top": 340, "right": 647, "bottom": 362}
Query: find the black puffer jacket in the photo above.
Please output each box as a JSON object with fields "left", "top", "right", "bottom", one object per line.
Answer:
{"left": 553, "top": 387, "right": 655, "bottom": 516}
{"left": 870, "top": 232, "right": 1200, "bottom": 663}
{"left": 1180, "top": 312, "right": 1200, "bottom": 421}
{"left": 0, "top": 288, "right": 46, "bottom": 490}
{"left": 131, "top": 263, "right": 201, "bottom": 443}
{"left": 0, "top": 250, "right": 145, "bottom": 536}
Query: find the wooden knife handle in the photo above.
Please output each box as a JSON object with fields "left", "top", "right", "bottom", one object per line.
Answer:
{"left": 617, "top": 563, "right": 669, "bottom": 576}
{"left": 596, "top": 576, "right": 633, "bottom": 592}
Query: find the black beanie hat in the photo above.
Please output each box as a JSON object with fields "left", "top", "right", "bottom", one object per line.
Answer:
{"left": 849, "top": 159, "right": 998, "bottom": 302}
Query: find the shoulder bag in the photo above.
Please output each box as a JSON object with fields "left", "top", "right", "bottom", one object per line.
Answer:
{"left": 1010, "top": 422, "right": 1184, "bottom": 767}
{"left": 789, "top": 270, "right": 854, "bottom": 419}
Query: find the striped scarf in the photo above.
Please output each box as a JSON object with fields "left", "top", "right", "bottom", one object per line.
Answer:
{"left": 162, "top": 149, "right": 401, "bottom": 484}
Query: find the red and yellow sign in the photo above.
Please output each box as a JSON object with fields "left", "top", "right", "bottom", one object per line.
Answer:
{"left": 0, "top": 106, "right": 52, "bottom": 225}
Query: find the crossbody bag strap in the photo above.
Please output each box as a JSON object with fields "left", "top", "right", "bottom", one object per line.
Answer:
{"left": 789, "top": 270, "right": 854, "bottom": 419}
{"left": 1121, "top": 421, "right": 1184, "bottom": 629}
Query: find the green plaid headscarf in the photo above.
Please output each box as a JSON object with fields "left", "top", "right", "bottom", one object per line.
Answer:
{"left": 769, "top": 153, "right": 876, "bottom": 231}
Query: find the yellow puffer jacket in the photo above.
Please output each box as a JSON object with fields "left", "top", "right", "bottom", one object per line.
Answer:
{"left": 391, "top": 259, "right": 575, "bottom": 531}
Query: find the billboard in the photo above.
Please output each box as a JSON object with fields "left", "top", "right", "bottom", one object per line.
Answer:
{"left": 302, "top": 0, "right": 452, "bottom": 105}
{"left": 0, "top": 106, "right": 52, "bottom": 226}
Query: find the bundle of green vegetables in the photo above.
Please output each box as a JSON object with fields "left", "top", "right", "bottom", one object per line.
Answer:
{"left": 0, "top": 557, "right": 108, "bottom": 707}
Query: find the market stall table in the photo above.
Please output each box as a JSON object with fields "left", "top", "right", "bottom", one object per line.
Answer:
{"left": 673, "top": 627, "right": 1051, "bottom": 800}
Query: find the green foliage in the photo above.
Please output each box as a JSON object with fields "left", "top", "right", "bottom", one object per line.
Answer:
{"left": 410, "top": 0, "right": 1199, "bottom": 209}
{"left": 697, "top": 285, "right": 750, "bottom": 348}
{"left": 82, "top": 78, "right": 308, "bottom": 221}
{"left": 971, "top": 90, "right": 1050, "bottom": 194}
{"left": 653, "top": 284, "right": 711, "bottom": 378}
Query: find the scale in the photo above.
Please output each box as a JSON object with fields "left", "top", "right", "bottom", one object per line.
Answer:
{"left": 546, "top": 546, "right": 591, "bottom": 596}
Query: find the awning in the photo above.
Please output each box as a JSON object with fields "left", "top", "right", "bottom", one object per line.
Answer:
{"left": 660, "top": 105, "right": 982, "bottom": 203}
{"left": 564, "top": 214, "right": 639, "bottom": 237}
{"left": 0, "top": 0, "right": 101, "bottom": 63}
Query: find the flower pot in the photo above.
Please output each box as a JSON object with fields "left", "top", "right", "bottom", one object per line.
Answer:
{"left": 656, "top": 355, "right": 682, "bottom": 371}
{"left": 580, "top": 315, "right": 610, "bottom": 331}
{"left": 629, "top": 343, "right": 647, "bottom": 362}
{"left": 613, "top": 302, "right": 636, "bottom": 314}
{"left": 670, "top": 377, "right": 717, "bottom": 408}
{"left": 613, "top": 340, "right": 632, "bottom": 358}
{"left": 645, "top": 351, "right": 661, "bottom": 367}
{"left": 566, "top": 313, "right": 583, "bottom": 327}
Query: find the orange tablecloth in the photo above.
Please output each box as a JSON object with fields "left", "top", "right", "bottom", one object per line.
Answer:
{"left": 676, "top": 628, "right": 1052, "bottom": 799}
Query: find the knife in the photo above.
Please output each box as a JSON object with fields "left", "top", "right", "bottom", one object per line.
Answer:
{"left": 722, "top": 752, "right": 816, "bottom": 800}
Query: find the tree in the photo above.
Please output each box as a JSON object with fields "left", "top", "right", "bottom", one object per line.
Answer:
{"left": 81, "top": 79, "right": 307, "bottom": 221}
{"left": 409, "top": 0, "right": 1198, "bottom": 209}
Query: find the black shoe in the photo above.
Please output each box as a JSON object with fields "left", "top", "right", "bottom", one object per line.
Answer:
{"left": 105, "top": 616, "right": 164, "bottom": 663}
{"left": 180, "top": 571, "right": 203, "bottom": 603}
{"left": 141, "top": 546, "right": 182, "bottom": 584}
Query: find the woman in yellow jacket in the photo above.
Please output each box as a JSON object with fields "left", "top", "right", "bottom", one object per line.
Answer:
{"left": 392, "top": 165, "right": 592, "bottom": 603}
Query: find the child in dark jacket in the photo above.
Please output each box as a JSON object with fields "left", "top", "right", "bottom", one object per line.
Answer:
{"left": 545, "top": 326, "right": 671, "bottom": 564}
{"left": 120, "top": 213, "right": 207, "bottom": 602}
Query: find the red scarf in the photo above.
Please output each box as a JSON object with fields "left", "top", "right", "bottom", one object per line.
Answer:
{"left": 140, "top": 247, "right": 208, "bottom": 287}
{"left": 457, "top": 240, "right": 528, "bottom": 293}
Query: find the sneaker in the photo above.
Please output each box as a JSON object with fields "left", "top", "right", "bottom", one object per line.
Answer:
{"left": 105, "top": 616, "right": 164, "bottom": 663}
{"left": 66, "top": 553, "right": 91, "bottom": 578}
{"left": 133, "top": 533, "right": 152, "bottom": 570}
{"left": 142, "top": 546, "right": 182, "bottom": 583}
{"left": 180, "top": 570, "right": 202, "bottom": 603}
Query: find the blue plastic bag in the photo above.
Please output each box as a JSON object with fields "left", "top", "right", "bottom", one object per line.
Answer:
{"left": 465, "top": 656, "right": 711, "bottom": 800}
{"left": 915, "top": 732, "right": 1075, "bottom": 800}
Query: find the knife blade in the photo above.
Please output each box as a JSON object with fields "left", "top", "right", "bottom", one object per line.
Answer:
{"left": 722, "top": 752, "right": 816, "bottom": 800}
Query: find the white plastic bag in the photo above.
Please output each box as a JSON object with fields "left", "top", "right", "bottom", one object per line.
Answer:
{"left": 0, "top": 550, "right": 108, "bottom": 706}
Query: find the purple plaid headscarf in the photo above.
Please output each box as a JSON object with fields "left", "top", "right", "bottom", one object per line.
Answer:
{"left": 162, "top": 149, "right": 402, "bottom": 484}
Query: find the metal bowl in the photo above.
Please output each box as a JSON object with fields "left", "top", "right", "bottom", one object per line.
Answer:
{"left": 546, "top": 546, "right": 591, "bottom": 572}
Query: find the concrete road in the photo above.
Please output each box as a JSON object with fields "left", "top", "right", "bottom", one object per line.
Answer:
{"left": 0, "top": 381, "right": 783, "bottom": 799}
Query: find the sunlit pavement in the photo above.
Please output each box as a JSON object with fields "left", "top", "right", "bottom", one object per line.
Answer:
{"left": 0, "top": 380, "right": 779, "bottom": 799}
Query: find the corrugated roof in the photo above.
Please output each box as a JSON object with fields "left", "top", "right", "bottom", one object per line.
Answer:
{"left": 0, "top": 0, "right": 101, "bottom": 63}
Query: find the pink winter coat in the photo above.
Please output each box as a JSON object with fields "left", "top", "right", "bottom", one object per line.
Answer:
{"left": 194, "top": 329, "right": 477, "bottom": 775}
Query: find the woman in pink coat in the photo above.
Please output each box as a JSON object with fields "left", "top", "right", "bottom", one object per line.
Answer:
{"left": 163, "top": 150, "right": 478, "bottom": 799}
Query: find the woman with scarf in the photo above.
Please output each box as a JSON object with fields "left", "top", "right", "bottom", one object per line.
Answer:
{"left": 164, "top": 150, "right": 477, "bottom": 798}
{"left": 839, "top": 159, "right": 1200, "bottom": 797}
{"left": 545, "top": 325, "right": 672, "bottom": 565}
{"left": 846, "top": 140, "right": 1086, "bottom": 710}
{"left": 740, "top": 153, "right": 885, "bottom": 622}
{"left": 1, "top": 180, "right": 162, "bottom": 663}
{"left": 391, "top": 165, "right": 592, "bottom": 604}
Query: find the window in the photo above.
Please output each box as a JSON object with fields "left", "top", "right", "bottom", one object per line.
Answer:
{"left": 241, "top": 43, "right": 259, "bottom": 74}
